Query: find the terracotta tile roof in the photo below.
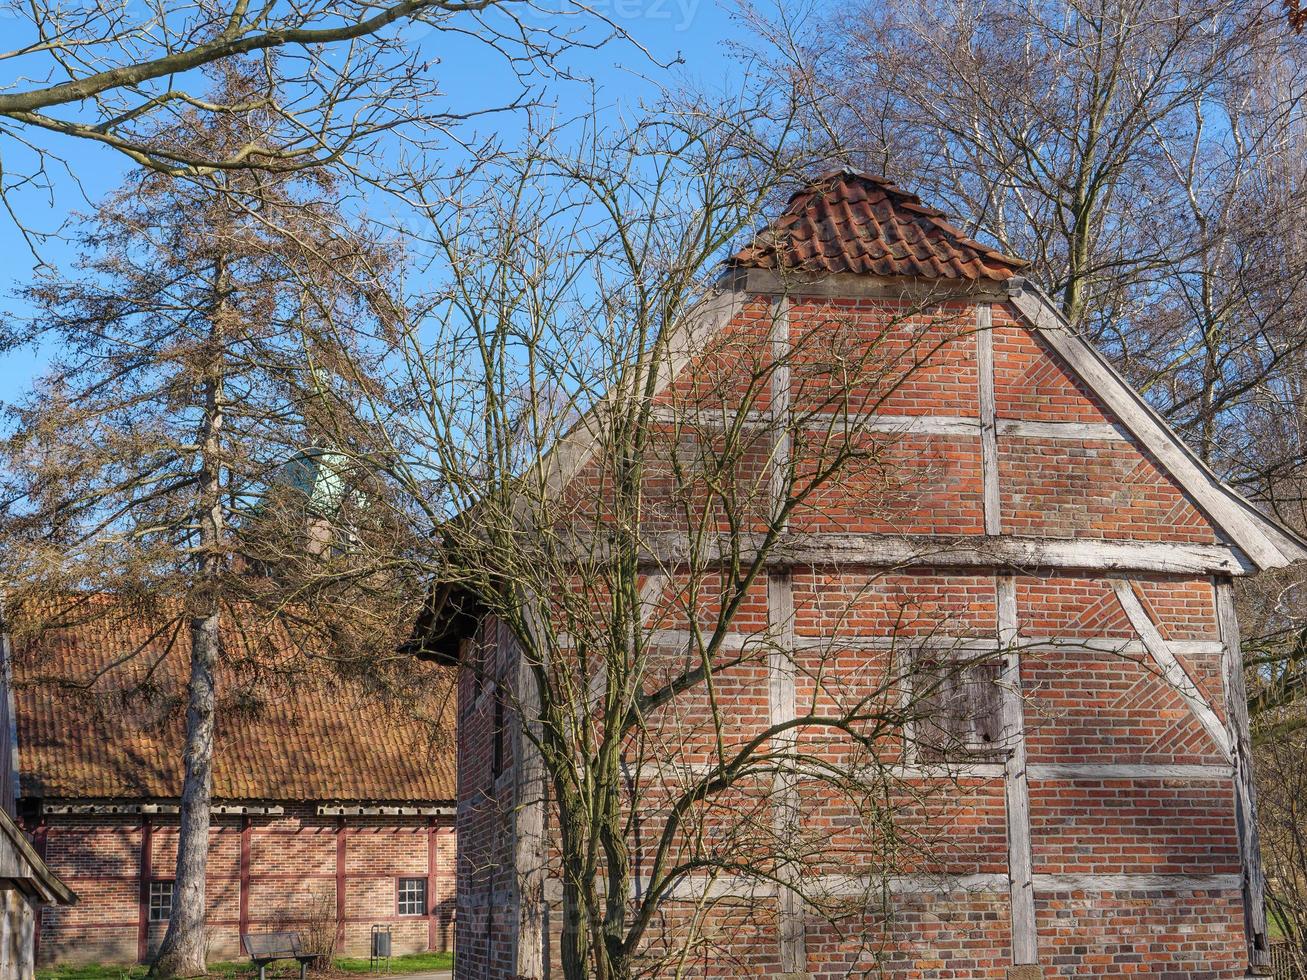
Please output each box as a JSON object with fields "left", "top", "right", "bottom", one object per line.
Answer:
{"left": 10, "top": 599, "right": 455, "bottom": 803}
{"left": 728, "top": 170, "right": 1026, "bottom": 281}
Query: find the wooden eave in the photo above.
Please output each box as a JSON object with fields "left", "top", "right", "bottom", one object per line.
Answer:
{"left": 0, "top": 807, "right": 74, "bottom": 905}
{"left": 35, "top": 796, "right": 454, "bottom": 814}
{"left": 1006, "top": 280, "right": 1307, "bottom": 572}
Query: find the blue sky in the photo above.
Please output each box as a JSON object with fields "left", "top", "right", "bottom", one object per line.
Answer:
{"left": 0, "top": 0, "right": 759, "bottom": 395}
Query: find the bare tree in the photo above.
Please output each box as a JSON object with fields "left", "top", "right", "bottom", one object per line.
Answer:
{"left": 394, "top": 113, "right": 1024, "bottom": 979}
{"left": 0, "top": 65, "right": 419, "bottom": 978}
{"left": 0, "top": 0, "right": 621, "bottom": 175}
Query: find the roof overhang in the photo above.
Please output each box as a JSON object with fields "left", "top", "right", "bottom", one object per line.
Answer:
{"left": 0, "top": 808, "right": 75, "bottom": 905}
{"left": 1006, "top": 279, "right": 1307, "bottom": 572}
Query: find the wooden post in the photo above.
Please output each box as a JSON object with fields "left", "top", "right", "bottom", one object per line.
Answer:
{"left": 137, "top": 816, "right": 152, "bottom": 964}
{"left": 998, "top": 575, "right": 1037, "bottom": 967}
{"left": 768, "top": 570, "right": 806, "bottom": 977}
{"left": 238, "top": 816, "right": 251, "bottom": 943}
{"left": 513, "top": 622, "right": 546, "bottom": 979}
{"left": 976, "top": 304, "right": 1001, "bottom": 537}
{"left": 766, "top": 295, "right": 806, "bottom": 977}
{"left": 769, "top": 296, "right": 792, "bottom": 523}
{"left": 1215, "top": 578, "right": 1272, "bottom": 974}
{"left": 32, "top": 821, "right": 46, "bottom": 967}
{"left": 335, "top": 817, "right": 346, "bottom": 949}
{"left": 426, "top": 818, "right": 438, "bottom": 951}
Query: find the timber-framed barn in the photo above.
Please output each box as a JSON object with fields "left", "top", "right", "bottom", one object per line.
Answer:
{"left": 435, "top": 171, "right": 1307, "bottom": 979}
{"left": 4, "top": 601, "right": 458, "bottom": 967}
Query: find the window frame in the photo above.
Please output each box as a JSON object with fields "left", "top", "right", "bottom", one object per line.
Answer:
{"left": 396, "top": 876, "right": 427, "bottom": 917}
{"left": 907, "top": 651, "right": 1007, "bottom": 765}
{"left": 148, "top": 879, "right": 175, "bottom": 922}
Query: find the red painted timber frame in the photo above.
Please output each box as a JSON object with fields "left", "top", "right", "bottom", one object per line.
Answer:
{"left": 238, "top": 816, "right": 251, "bottom": 941}
{"left": 426, "top": 818, "right": 437, "bottom": 951}
{"left": 137, "top": 817, "right": 152, "bottom": 963}
{"left": 335, "top": 818, "right": 347, "bottom": 947}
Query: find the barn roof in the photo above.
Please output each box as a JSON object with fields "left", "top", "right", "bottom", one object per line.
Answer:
{"left": 8, "top": 598, "right": 456, "bottom": 804}
{"left": 728, "top": 170, "right": 1026, "bottom": 281}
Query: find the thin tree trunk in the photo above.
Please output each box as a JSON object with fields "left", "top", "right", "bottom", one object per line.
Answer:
{"left": 151, "top": 609, "right": 218, "bottom": 977}
{"left": 153, "top": 259, "right": 226, "bottom": 978}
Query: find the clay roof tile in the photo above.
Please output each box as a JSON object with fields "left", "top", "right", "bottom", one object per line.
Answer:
{"left": 729, "top": 170, "right": 1026, "bottom": 282}
{"left": 10, "top": 599, "right": 456, "bottom": 804}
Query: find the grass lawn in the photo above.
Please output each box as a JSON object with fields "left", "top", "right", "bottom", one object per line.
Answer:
{"left": 334, "top": 952, "right": 452, "bottom": 974}
{"left": 37, "top": 951, "right": 453, "bottom": 980}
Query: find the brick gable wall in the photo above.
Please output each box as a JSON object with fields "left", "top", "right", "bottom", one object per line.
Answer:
{"left": 453, "top": 287, "right": 1262, "bottom": 979}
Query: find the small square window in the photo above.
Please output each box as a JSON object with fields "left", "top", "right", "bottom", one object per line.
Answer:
{"left": 149, "top": 880, "right": 174, "bottom": 922}
{"left": 397, "top": 877, "right": 427, "bottom": 917}
{"left": 912, "top": 657, "right": 1006, "bottom": 763}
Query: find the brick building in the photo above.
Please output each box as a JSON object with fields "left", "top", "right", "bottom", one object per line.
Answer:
{"left": 431, "top": 172, "right": 1307, "bottom": 978}
{"left": 6, "top": 602, "right": 457, "bottom": 966}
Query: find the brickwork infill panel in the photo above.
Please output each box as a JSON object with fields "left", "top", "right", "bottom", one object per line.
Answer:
{"left": 1035, "top": 889, "right": 1246, "bottom": 977}
{"left": 992, "top": 315, "right": 1113, "bottom": 424}
{"left": 1023, "top": 644, "right": 1230, "bottom": 767}
{"left": 999, "top": 436, "right": 1219, "bottom": 542}
{"left": 1030, "top": 778, "right": 1240, "bottom": 875}
{"left": 790, "top": 432, "right": 985, "bottom": 536}
{"left": 788, "top": 297, "right": 980, "bottom": 418}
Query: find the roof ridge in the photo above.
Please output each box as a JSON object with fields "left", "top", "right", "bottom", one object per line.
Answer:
{"left": 730, "top": 170, "right": 1025, "bottom": 281}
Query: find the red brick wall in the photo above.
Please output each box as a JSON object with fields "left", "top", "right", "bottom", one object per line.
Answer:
{"left": 452, "top": 290, "right": 1257, "bottom": 978}
{"left": 454, "top": 620, "right": 519, "bottom": 980}
{"left": 32, "top": 804, "right": 455, "bottom": 966}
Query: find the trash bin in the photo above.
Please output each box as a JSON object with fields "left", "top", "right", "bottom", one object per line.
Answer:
{"left": 370, "top": 924, "right": 392, "bottom": 972}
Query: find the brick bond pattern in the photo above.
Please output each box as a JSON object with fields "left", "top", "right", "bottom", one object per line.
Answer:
{"left": 452, "top": 284, "right": 1266, "bottom": 978}
{"left": 34, "top": 805, "right": 455, "bottom": 965}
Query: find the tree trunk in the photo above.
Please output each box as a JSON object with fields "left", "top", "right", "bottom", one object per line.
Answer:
{"left": 152, "top": 260, "right": 226, "bottom": 979}
{"left": 151, "top": 610, "right": 218, "bottom": 977}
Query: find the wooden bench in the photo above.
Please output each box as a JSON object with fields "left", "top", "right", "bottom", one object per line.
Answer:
{"left": 241, "top": 931, "right": 322, "bottom": 980}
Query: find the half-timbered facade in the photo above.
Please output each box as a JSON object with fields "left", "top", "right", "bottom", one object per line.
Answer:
{"left": 444, "top": 171, "right": 1304, "bottom": 978}
{"left": 5, "top": 603, "right": 457, "bottom": 966}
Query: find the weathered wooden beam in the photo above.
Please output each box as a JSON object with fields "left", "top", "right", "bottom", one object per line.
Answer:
{"left": 1027, "top": 763, "right": 1229, "bottom": 781}
{"left": 1216, "top": 579, "right": 1272, "bottom": 973}
{"left": 770, "top": 295, "right": 792, "bottom": 525}
{"left": 1110, "top": 580, "right": 1233, "bottom": 762}
{"left": 644, "top": 631, "right": 1228, "bottom": 658}
{"left": 512, "top": 617, "right": 547, "bottom": 980}
{"left": 543, "top": 870, "right": 1245, "bottom": 903}
{"left": 768, "top": 295, "right": 808, "bottom": 977}
{"left": 649, "top": 408, "right": 1127, "bottom": 443}
{"left": 977, "top": 305, "right": 1002, "bottom": 536}
{"left": 625, "top": 760, "right": 1234, "bottom": 785}
{"left": 728, "top": 266, "right": 1007, "bottom": 303}
{"left": 1032, "top": 873, "right": 1242, "bottom": 892}
{"left": 623, "top": 532, "right": 1253, "bottom": 575}
{"left": 996, "top": 419, "right": 1127, "bottom": 441}
{"left": 998, "top": 575, "right": 1037, "bottom": 966}
{"left": 767, "top": 571, "right": 806, "bottom": 975}
{"left": 316, "top": 805, "right": 451, "bottom": 816}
